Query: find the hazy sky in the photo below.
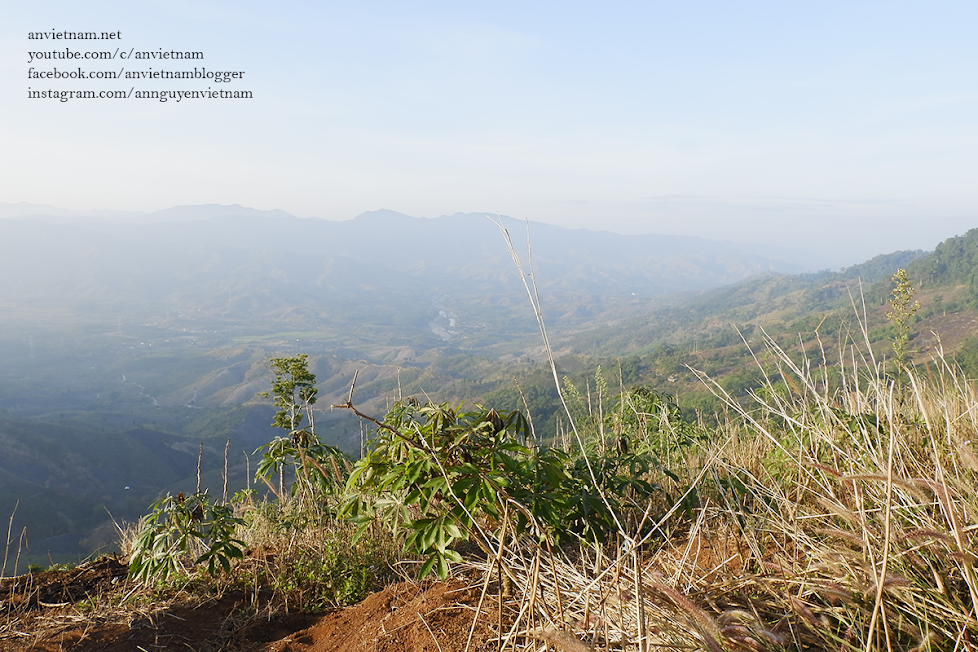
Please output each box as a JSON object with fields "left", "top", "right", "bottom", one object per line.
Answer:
{"left": 2, "top": 1, "right": 976, "bottom": 265}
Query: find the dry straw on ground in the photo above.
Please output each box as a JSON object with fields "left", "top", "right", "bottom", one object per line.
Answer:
{"left": 453, "top": 327, "right": 978, "bottom": 651}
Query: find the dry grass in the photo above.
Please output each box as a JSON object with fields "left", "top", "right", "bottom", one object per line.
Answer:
{"left": 459, "top": 332, "right": 978, "bottom": 652}
{"left": 231, "top": 498, "right": 405, "bottom": 611}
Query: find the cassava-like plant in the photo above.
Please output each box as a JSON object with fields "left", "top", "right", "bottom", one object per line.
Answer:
{"left": 128, "top": 490, "right": 245, "bottom": 584}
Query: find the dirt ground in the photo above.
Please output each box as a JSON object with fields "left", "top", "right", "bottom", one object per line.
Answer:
{"left": 0, "top": 557, "right": 500, "bottom": 652}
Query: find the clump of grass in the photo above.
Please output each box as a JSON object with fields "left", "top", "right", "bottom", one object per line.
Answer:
{"left": 461, "top": 329, "right": 978, "bottom": 652}
{"left": 235, "top": 498, "right": 403, "bottom": 611}
{"left": 116, "top": 487, "right": 405, "bottom": 615}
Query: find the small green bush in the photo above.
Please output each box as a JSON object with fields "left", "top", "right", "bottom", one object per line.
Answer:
{"left": 128, "top": 491, "right": 245, "bottom": 584}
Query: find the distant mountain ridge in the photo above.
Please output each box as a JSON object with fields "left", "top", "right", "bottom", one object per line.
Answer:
{"left": 0, "top": 205, "right": 829, "bottom": 334}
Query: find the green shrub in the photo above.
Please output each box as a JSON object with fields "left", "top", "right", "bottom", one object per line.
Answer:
{"left": 128, "top": 491, "right": 245, "bottom": 584}
{"left": 343, "top": 395, "right": 697, "bottom": 579}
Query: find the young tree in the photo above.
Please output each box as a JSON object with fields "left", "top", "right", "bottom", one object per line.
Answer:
{"left": 261, "top": 354, "right": 319, "bottom": 433}
{"left": 256, "top": 354, "right": 347, "bottom": 499}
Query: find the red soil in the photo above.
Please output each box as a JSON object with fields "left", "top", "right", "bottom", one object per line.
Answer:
{"left": 0, "top": 558, "right": 499, "bottom": 652}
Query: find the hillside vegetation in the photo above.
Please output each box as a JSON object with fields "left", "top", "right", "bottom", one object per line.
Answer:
{"left": 3, "top": 216, "right": 978, "bottom": 572}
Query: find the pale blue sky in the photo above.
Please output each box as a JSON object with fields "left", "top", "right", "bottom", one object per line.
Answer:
{"left": 2, "top": 1, "right": 976, "bottom": 265}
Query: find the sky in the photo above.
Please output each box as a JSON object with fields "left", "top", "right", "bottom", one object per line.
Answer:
{"left": 2, "top": 1, "right": 976, "bottom": 266}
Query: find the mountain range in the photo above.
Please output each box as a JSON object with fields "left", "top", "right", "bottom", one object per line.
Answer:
{"left": 0, "top": 204, "right": 827, "bottom": 315}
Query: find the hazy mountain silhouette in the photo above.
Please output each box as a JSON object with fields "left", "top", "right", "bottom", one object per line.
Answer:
{"left": 0, "top": 205, "right": 828, "bottom": 322}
